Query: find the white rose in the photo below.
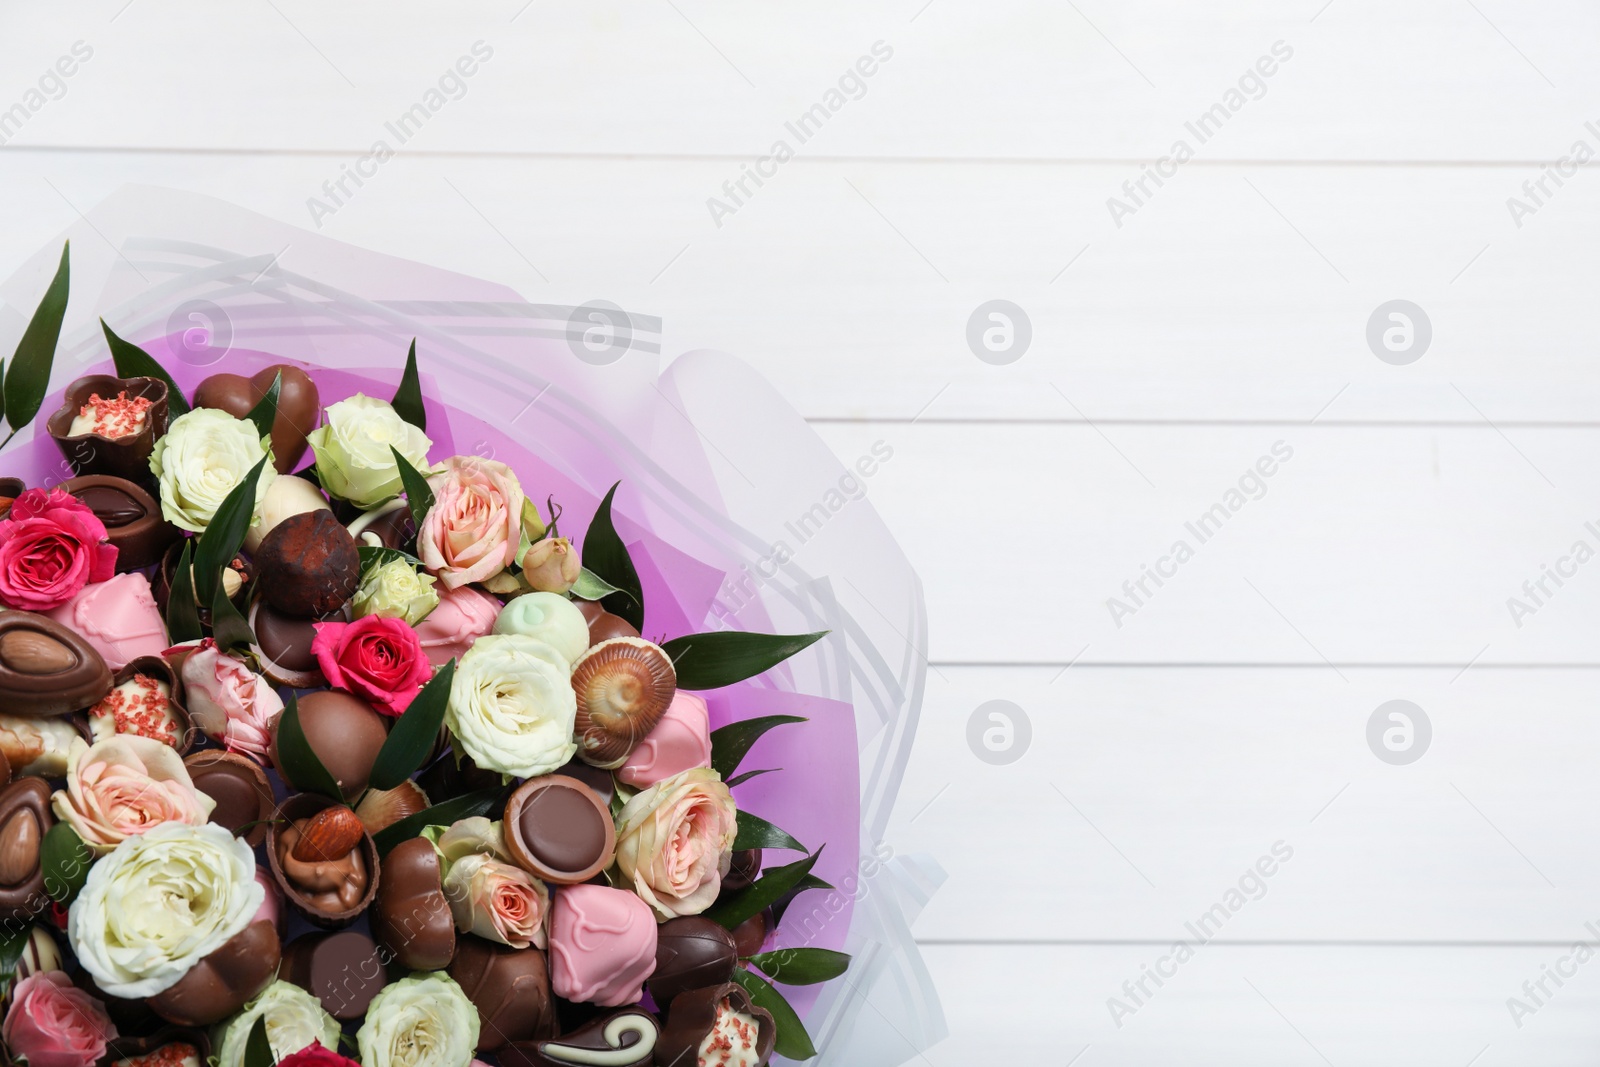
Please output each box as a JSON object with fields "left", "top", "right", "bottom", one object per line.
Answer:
{"left": 357, "top": 972, "right": 479, "bottom": 1067}
{"left": 445, "top": 634, "right": 575, "bottom": 777}
{"left": 351, "top": 557, "right": 439, "bottom": 626}
{"left": 67, "top": 822, "right": 262, "bottom": 998}
{"left": 307, "top": 394, "right": 433, "bottom": 510}
{"left": 148, "top": 407, "right": 275, "bottom": 534}
{"left": 216, "top": 981, "right": 340, "bottom": 1067}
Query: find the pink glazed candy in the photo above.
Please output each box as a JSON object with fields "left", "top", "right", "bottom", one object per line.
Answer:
{"left": 548, "top": 884, "right": 657, "bottom": 1006}
{"left": 45, "top": 572, "right": 167, "bottom": 670}
{"left": 414, "top": 583, "right": 501, "bottom": 667}
{"left": 616, "top": 692, "right": 713, "bottom": 790}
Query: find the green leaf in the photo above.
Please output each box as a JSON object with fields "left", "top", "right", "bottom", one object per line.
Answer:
{"left": 193, "top": 453, "right": 268, "bottom": 609}
{"left": 243, "top": 1015, "right": 274, "bottom": 1067}
{"left": 707, "top": 847, "right": 822, "bottom": 930}
{"left": 391, "top": 339, "right": 426, "bottom": 431}
{"left": 210, "top": 578, "right": 255, "bottom": 653}
{"left": 729, "top": 967, "right": 817, "bottom": 1061}
{"left": 276, "top": 694, "right": 344, "bottom": 800}
{"left": 734, "top": 810, "right": 806, "bottom": 853}
{"left": 662, "top": 631, "right": 828, "bottom": 692}
{"left": 391, "top": 446, "right": 434, "bottom": 529}
{"left": 570, "top": 566, "right": 632, "bottom": 604}
{"left": 165, "top": 541, "right": 203, "bottom": 645}
{"left": 0, "top": 924, "right": 29, "bottom": 974}
{"left": 358, "top": 545, "right": 423, "bottom": 575}
{"left": 368, "top": 660, "right": 455, "bottom": 791}
{"left": 725, "top": 767, "right": 778, "bottom": 788}
{"left": 373, "top": 786, "right": 502, "bottom": 856}
{"left": 244, "top": 369, "right": 281, "bottom": 441}
{"left": 710, "top": 715, "right": 807, "bottom": 780}
{"left": 101, "top": 319, "right": 189, "bottom": 416}
{"left": 582, "top": 482, "right": 644, "bottom": 631}
{"left": 5, "top": 243, "right": 69, "bottom": 436}
{"left": 746, "top": 947, "right": 851, "bottom": 986}
{"left": 40, "top": 822, "right": 91, "bottom": 905}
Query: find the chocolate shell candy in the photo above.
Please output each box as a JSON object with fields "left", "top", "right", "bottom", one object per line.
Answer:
{"left": 501, "top": 1010, "right": 660, "bottom": 1067}
{"left": 267, "top": 792, "right": 379, "bottom": 929}
{"left": 371, "top": 836, "right": 455, "bottom": 971}
{"left": 254, "top": 510, "right": 361, "bottom": 618}
{"left": 0, "top": 611, "right": 113, "bottom": 718}
{"left": 657, "top": 982, "right": 775, "bottom": 1067}
{"left": 46, "top": 374, "right": 170, "bottom": 482}
{"left": 570, "top": 638, "right": 676, "bottom": 768}
{"left": 448, "top": 937, "right": 557, "bottom": 1051}
{"left": 58, "top": 475, "right": 179, "bottom": 571}
{"left": 88, "top": 655, "right": 193, "bottom": 753}
{"left": 503, "top": 775, "right": 616, "bottom": 885}
{"left": 268, "top": 690, "right": 388, "bottom": 802}
{"left": 280, "top": 930, "right": 388, "bottom": 1020}
{"left": 649, "top": 917, "right": 739, "bottom": 1010}
{"left": 184, "top": 750, "right": 274, "bottom": 847}
{"left": 0, "top": 778, "right": 51, "bottom": 923}
{"left": 146, "top": 919, "right": 280, "bottom": 1026}
{"left": 193, "top": 364, "right": 319, "bottom": 474}
{"left": 103, "top": 1025, "right": 211, "bottom": 1067}
{"left": 248, "top": 600, "right": 328, "bottom": 688}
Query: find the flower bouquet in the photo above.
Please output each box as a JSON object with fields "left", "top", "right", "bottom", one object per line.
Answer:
{"left": 0, "top": 188, "right": 941, "bottom": 1067}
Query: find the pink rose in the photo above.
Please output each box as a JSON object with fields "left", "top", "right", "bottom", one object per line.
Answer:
{"left": 311, "top": 615, "right": 432, "bottom": 718}
{"left": 613, "top": 767, "right": 738, "bottom": 920}
{"left": 0, "top": 488, "right": 116, "bottom": 610}
{"left": 2, "top": 971, "right": 117, "bottom": 1067}
{"left": 278, "top": 1043, "right": 361, "bottom": 1067}
{"left": 179, "top": 638, "right": 284, "bottom": 764}
{"left": 50, "top": 735, "right": 215, "bottom": 854}
{"left": 443, "top": 853, "right": 550, "bottom": 949}
{"left": 418, "top": 457, "right": 524, "bottom": 589}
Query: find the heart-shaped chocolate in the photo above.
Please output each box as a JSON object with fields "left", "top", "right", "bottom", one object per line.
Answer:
{"left": 192, "top": 364, "right": 319, "bottom": 473}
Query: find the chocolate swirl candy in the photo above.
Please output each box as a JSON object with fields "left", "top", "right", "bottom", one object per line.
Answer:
{"left": 0, "top": 611, "right": 112, "bottom": 718}
{"left": 500, "top": 1010, "right": 659, "bottom": 1067}
{"left": 58, "top": 476, "right": 179, "bottom": 571}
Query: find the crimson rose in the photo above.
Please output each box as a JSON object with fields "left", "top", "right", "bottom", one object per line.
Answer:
{"left": 0, "top": 487, "right": 116, "bottom": 610}
{"left": 311, "top": 614, "right": 432, "bottom": 717}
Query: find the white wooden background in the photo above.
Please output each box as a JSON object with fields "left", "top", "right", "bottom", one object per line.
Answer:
{"left": 5, "top": 1, "right": 1600, "bottom": 1062}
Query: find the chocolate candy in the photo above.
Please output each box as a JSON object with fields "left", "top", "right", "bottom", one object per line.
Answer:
{"left": 244, "top": 475, "right": 331, "bottom": 554}
{"left": 193, "top": 364, "right": 319, "bottom": 473}
{"left": 267, "top": 794, "right": 378, "bottom": 928}
{"left": 58, "top": 475, "right": 179, "bottom": 571}
{"left": 146, "top": 919, "right": 280, "bottom": 1026}
{"left": 649, "top": 917, "right": 739, "bottom": 1010}
{"left": 45, "top": 374, "right": 170, "bottom": 482}
{"left": 500, "top": 1010, "right": 660, "bottom": 1067}
{"left": 657, "top": 983, "right": 775, "bottom": 1067}
{"left": 104, "top": 1026, "right": 210, "bottom": 1067}
{"left": 347, "top": 500, "right": 415, "bottom": 551}
{"left": 729, "top": 908, "right": 771, "bottom": 959}
{"left": 0, "top": 610, "right": 112, "bottom": 717}
{"left": 249, "top": 600, "right": 327, "bottom": 688}
{"left": 269, "top": 690, "right": 389, "bottom": 802}
{"left": 574, "top": 598, "right": 640, "bottom": 645}
{"left": 184, "top": 750, "right": 275, "bottom": 847}
{"left": 503, "top": 775, "right": 616, "bottom": 884}
{"left": 552, "top": 757, "right": 616, "bottom": 807}
{"left": 371, "top": 836, "right": 455, "bottom": 971}
{"left": 448, "top": 937, "right": 557, "bottom": 1050}
{"left": 722, "top": 849, "right": 762, "bottom": 894}
{"left": 0, "top": 713, "right": 81, "bottom": 777}
{"left": 0, "top": 778, "right": 51, "bottom": 923}
{"left": 280, "top": 930, "right": 388, "bottom": 1020}
{"left": 89, "top": 655, "right": 192, "bottom": 752}
{"left": 254, "top": 510, "right": 361, "bottom": 618}
{"left": 353, "top": 780, "right": 430, "bottom": 836}
{"left": 151, "top": 539, "right": 251, "bottom": 623}
{"left": 0, "top": 477, "right": 22, "bottom": 520}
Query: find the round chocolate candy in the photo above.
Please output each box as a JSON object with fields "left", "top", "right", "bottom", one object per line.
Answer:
{"left": 371, "top": 836, "right": 455, "bottom": 972}
{"left": 146, "top": 919, "right": 280, "bottom": 1026}
{"left": 648, "top": 917, "right": 739, "bottom": 1010}
{"left": 248, "top": 600, "right": 328, "bottom": 688}
{"left": 269, "top": 690, "right": 388, "bottom": 802}
{"left": 657, "top": 982, "right": 775, "bottom": 1067}
{"left": 729, "top": 907, "right": 772, "bottom": 959}
{"left": 448, "top": 937, "right": 557, "bottom": 1050}
{"left": 254, "top": 510, "right": 361, "bottom": 618}
{"left": 280, "top": 930, "right": 387, "bottom": 1020}
{"left": 573, "top": 597, "right": 640, "bottom": 645}
{"left": 0, "top": 611, "right": 113, "bottom": 718}
{"left": 184, "top": 750, "right": 275, "bottom": 847}
{"left": 722, "top": 849, "right": 763, "bottom": 894}
{"left": 58, "top": 475, "right": 180, "bottom": 571}
{"left": 500, "top": 1010, "right": 659, "bottom": 1067}
{"left": 503, "top": 775, "right": 616, "bottom": 885}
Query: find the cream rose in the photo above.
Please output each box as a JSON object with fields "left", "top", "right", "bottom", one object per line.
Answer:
{"left": 418, "top": 456, "right": 524, "bottom": 589}
{"left": 356, "top": 973, "right": 479, "bottom": 1067}
{"left": 148, "top": 407, "right": 275, "bottom": 534}
{"left": 67, "top": 822, "right": 262, "bottom": 998}
{"left": 351, "top": 557, "right": 439, "bottom": 626}
{"left": 614, "top": 767, "right": 738, "bottom": 920}
{"left": 445, "top": 634, "right": 576, "bottom": 777}
{"left": 428, "top": 817, "right": 549, "bottom": 949}
{"left": 50, "top": 735, "right": 214, "bottom": 855}
{"left": 307, "top": 394, "right": 433, "bottom": 510}
{"left": 519, "top": 536, "right": 581, "bottom": 594}
{"left": 216, "top": 981, "right": 340, "bottom": 1067}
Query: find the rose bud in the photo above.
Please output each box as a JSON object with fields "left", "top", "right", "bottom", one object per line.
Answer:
{"left": 519, "top": 537, "right": 580, "bottom": 595}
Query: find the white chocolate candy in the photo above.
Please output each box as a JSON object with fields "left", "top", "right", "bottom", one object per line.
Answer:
{"left": 0, "top": 714, "right": 81, "bottom": 777}
{"left": 538, "top": 1012, "right": 658, "bottom": 1066}
{"left": 698, "top": 1000, "right": 762, "bottom": 1067}
{"left": 244, "top": 474, "right": 332, "bottom": 553}
{"left": 492, "top": 592, "right": 590, "bottom": 667}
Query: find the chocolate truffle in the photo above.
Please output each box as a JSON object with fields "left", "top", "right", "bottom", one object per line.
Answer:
{"left": 657, "top": 983, "right": 775, "bottom": 1067}
{"left": 184, "top": 750, "right": 274, "bottom": 847}
{"left": 46, "top": 374, "right": 170, "bottom": 482}
{"left": 546, "top": 885, "right": 656, "bottom": 1007}
{"left": 503, "top": 775, "right": 616, "bottom": 885}
{"left": 280, "top": 930, "right": 387, "bottom": 1020}
{"left": 243, "top": 474, "right": 331, "bottom": 554}
{"left": 45, "top": 572, "right": 168, "bottom": 673}
{"left": 248, "top": 600, "right": 328, "bottom": 688}
{"left": 0, "top": 778, "right": 51, "bottom": 923}
{"left": 145, "top": 919, "right": 280, "bottom": 1026}
{"left": 649, "top": 917, "right": 739, "bottom": 1010}
{"left": 448, "top": 937, "right": 557, "bottom": 1050}
{"left": 500, "top": 1010, "right": 659, "bottom": 1067}
{"left": 267, "top": 794, "right": 378, "bottom": 928}
{"left": 269, "top": 690, "right": 388, "bottom": 802}
{"left": 0, "top": 611, "right": 112, "bottom": 717}
{"left": 58, "top": 475, "right": 179, "bottom": 571}
{"left": 192, "top": 364, "right": 318, "bottom": 474}
{"left": 371, "top": 836, "right": 455, "bottom": 971}
{"left": 254, "top": 511, "right": 361, "bottom": 618}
